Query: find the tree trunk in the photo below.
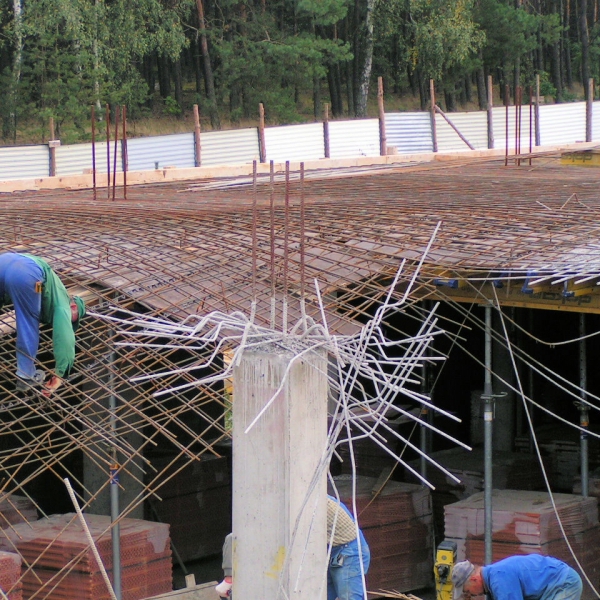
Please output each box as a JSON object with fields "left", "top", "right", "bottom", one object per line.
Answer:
{"left": 194, "top": 36, "right": 203, "bottom": 96}
{"left": 327, "top": 64, "right": 342, "bottom": 117}
{"left": 356, "top": 0, "right": 375, "bottom": 117}
{"left": 313, "top": 73, "right": 321, "bottom": 121}
{"left": 157, "top": 54, "right": 171, "bottom": 99}
{"left": 174, "top": 58, "right": 184, "bottom": 115}
{"left": 476, "top": 63, "right": 487, "bottom": 109}
{"left": 344, "top": 18, "right": 355, "bottom": 115}
{"left": 580, "top": 0, "right": 591, "bottom": 98}
{"left": 5, "top": 0, "right": 23, "bottom": 140}
{"left": 196, "top": 0, "right": 221, "bottom": 129}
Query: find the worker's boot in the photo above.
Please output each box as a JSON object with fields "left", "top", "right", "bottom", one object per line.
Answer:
{"left": 15, "top": 370, "right": 45, "bottom": 393}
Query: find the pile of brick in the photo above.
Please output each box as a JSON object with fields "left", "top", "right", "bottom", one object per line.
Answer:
{"left": 406, "top": 449, "right": 545, "bottom": 538}
{"left": 331, "top": 475, "right": 433, "bottom": 594}
{"left": 0, "top": 495, "right": 38, "bottom": 527}
{"left": 147, "top": 454, "right": 231, "bottom": 561}
{"left": 0, "top": 551, "right": 22, "bottom": 600}
{"left": 0, "top": 513, "right": 172, "bottom": 600}
{"left": 444, "top": 490, "right": 600, "bottom": 600}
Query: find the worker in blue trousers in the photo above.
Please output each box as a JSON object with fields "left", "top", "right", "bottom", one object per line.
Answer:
{"left": 216, "top": 496, "right": 370, "bottom": 600}
{"left": 0, "top": 253, "right": 85, "bottom": 394}
{"left": 452, "top": 555, "right": 583, "bottom": 600}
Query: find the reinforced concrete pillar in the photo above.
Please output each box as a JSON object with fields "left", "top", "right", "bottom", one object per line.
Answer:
{"left": 233, "top": 348, "right": 328, "bottom": 600}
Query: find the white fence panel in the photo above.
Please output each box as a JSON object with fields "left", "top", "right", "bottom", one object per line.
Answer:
{"left": 328, "top": 119, "right": 380, "bottom": 159}
{"left": 590, "top": 101, "right": 600, "bottom": 142}
{"left": 491, "top": 106, "right": 538, "bottom": 152}
{"left": 127, "top": 133, "right": 195, "bottom": 172}
{"left": 0, "top": 145, "right": 49, "bottom": 180}
{"left": 539, "top": 102, "right": 587, "bottom": 146}
{"left": 264, "top": 123, "right": 324, "bottom": 162}
{"left": 200, "top": 128, "right": 259, "bottom": 166}
{"left": 385, "top": 113, "right": 432, "bottom": 154}
{"left": 436, "top": 111, "right": 488, "bottom": 152}
{"left": 56, "top": 141, "right": 123, "bottom": 175}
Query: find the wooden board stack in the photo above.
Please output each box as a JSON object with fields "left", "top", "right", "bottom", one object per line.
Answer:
{"left": 0, "top": 513, "right": 172, "bottom": 600}
{"left": 444, "top": 490, "right": 600, "bottom": 600}
{"left": 331, "top": 475, "right": 433, "bottom": 595}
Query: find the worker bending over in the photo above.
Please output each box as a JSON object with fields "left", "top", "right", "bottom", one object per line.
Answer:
{"left": 0, "top": 253, "right": 85, "bottom": 394}
{"left": 452, "top": 555, "right": 583, "bottom": 600}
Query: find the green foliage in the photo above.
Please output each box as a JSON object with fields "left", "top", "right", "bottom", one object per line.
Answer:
{"left": 164, "top": 95, "right": 182, "bottom": 116}
{"left": 408, "top": 0, "right": 485, "bottom": 81}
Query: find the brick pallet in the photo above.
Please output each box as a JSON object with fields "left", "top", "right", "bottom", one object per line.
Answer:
{"left": 444, "top": 490, "right": 600, "bottom": 600}
{"left": 331, "top": 475, "right": 433, "bottom": 595}
{"left": 0, "top": 513, "right": 172, "bottom": 600}
{"left": 406, "top": 448, "right": 545, "bottom": 539}
{"left": 0, "top": 551, "right": 22, "bottom": 600}
{"left": 147, "top": 454, "right": 231, "bottom": 562}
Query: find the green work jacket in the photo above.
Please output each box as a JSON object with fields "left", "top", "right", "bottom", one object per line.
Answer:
{"left": 25, "top": 255, "right": 75, "bottom": 377}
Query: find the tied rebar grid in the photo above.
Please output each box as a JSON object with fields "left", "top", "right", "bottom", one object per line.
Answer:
{"left": 0, "top": 156, "right": 599, "bottom": 596}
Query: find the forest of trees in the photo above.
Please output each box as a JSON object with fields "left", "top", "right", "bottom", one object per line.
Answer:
{"left": 1, "top": 0, "right": 599, "bottom": 142}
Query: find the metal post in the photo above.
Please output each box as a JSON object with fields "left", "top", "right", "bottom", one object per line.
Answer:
{"left": 109, "top": 334, "right": 122, "bottom": 599}
{"left": 420, "top": 341, "right": 430, "bottom": 480}
{"left": 483, "top": 305, "right": 494, "bottom": 565}
{"left": 430, "top": 79, "right": 438, "bottom": 153}
{"left": 91, "top": 106, "right": 97, "bottom": 201}
{"left": 378, "top": 77, "right": 387, "bottom": 156}
{"left": 121, "top": 105, "right": 127, "bottom": 200}
{"left": 323, "top": 103, "right": 330, "bottom": 159}
{"left": 487, "top": 75, "right": 494, "bottom": 149}
{"left": 534, "top": 75, "right": 541, "bottom": 147}
{"left": 258, "top": 103, "right": 266, "bottom": 163}
{"left": 586, "top": 78, "right": 594, "bottom": 143}
{"left": 579, "top": 314, "right": 589, "bottom": 497}
{"left": 49, "top": 117, "right": 57, "bottom": 177}
{"left": 193, "top": 104, "right": 201, "bottom": 167}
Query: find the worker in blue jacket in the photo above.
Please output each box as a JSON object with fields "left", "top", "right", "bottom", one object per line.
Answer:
{"left": 452, "top": 555, "right": 582, "bottom": 600}
{"left": 0, "top": 253, "right": 85, "bottom": 394}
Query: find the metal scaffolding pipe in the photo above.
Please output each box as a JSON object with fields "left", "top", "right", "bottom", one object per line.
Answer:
{"left": 579, "top": 314, "right": 589, "bottom": 498}
{"left": 483, "top": 305, "right": 493, "bottom": 565}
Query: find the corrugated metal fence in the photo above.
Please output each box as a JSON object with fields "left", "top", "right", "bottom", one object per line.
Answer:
{"left": 1, "top": 100, "right": 598, "bottom": 181}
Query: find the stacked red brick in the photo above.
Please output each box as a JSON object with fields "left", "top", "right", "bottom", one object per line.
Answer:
{"left": 147, "top": 454, "right": 231, "bottom": 561}
{"left": 0, "top": 513, "right": 172, "bottom": 600}
{"left": 0, "top": 495, "right": 38, "bottom": 527}
{"left": 444, "top": 490, "right": 600, "bottom": 600}
{"left": 0, "top": 551, "right": 22, "bottom": 600}
{"left": 332, "top": 476, "right": 433, "bottom": 595}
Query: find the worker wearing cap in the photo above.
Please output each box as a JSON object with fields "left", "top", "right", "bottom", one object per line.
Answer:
{"left": 452, "top": 555, "right": 582, "bottom": 600}
{"left": 0, "top": 252, "right": 86, "bottom": 394}
{"left": 327, "top": 495, "right": 370, "bottom": 600}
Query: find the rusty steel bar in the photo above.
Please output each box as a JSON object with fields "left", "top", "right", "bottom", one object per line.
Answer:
{"left": 112, "top": 105, "right": 119, "bottom": 201}
{"left": 122, "top": 105, "right": 128, "bottom": 200}
{"left": 92, "top": 105, "right": 97, "bottom": 201}
{"left": 106, "top": 103, "right": 111, "bottom": 198}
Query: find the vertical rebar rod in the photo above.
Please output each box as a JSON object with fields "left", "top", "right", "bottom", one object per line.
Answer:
{"left": 91, "top": 105, "right": 97, "bottom": 201}
{"left": 193, "top": 104, "right": 201, "bottom": 167}
{"left": 487, "top": 75, "right": 494, "bottom": 149}
{"left": 515, "top": 86, "right": 520, "bottom": 166}
{"left": 504, "top": 85, "right": 509, "bottom": 167}
{"left": 378, "top": 77, "right": 386, "bottom": 156}
{"left": 49, "top": 117, "right": 56, "bottom": 177}
{"left": 283, "top": 161, "right": 290, "bottom": 333}
{"left": 483, "top": 305, "right": 493, "bottom": 565}
{"left": 112, "top": 105, "right": 119, "bottom": 201}
{"left": 529, "top": 86, "right": 533, "bottom": 166}
{"left": 252, "top": 160, "right": 257, "bottom": 299}
{"left": 109, "top": 332, "right": 122, "bottom": 599}
{"left": 580, "top": 313, "right": 589, "bottom": 497}
{"left": 300, "top": 162, "right": 305, "bottom": 303}
{"left": 106, "top": 104, "right": 111, "bottom": 199}
{"left": 323, "top": 104, "right": 330, "bottom": 159}
{"left": 122, "top": 106, "right": 127, "bottom": 200}
{"left": 269, "top": 161, "right": 275, "bottom": 329}
{"left": 535, "top": 74, "right": 541, "bottom": 147}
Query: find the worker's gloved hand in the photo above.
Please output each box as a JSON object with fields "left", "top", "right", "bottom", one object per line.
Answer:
{"left": 42, "top": 375, "right": 63, "bottom": 397}
{"left": 215, "top": 578, "right": 232, "bottom": 597}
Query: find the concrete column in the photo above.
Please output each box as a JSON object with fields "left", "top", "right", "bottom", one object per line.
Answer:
{"left": 233, "top": 348, "right": 328, "bottom": 600}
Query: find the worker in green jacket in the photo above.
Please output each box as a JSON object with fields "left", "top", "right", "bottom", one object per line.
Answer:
{"left": 0, "top": 252, "right": 86, "bottom": 394}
